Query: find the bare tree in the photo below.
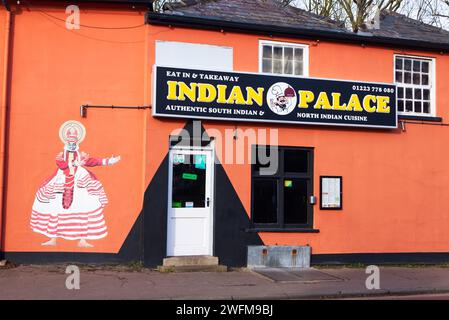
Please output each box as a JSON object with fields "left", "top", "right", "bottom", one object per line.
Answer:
{"left": 295, "top": 0, "right": 449, "bottom": 30}
{"left": 152, "top": 0, "right": 179, "bottom": 12}
{"left": 336, "top": 0, "right": 403, "bottom": 32}
{"left": 398, "top": 0, "right": 449, "bottom": 28}
{"left": 299, "top": 0, "right": 347, "bottom": 22}
{"left": 154, "top": 0, "right": 449, "bottom": 29}
{"left": 434, "top": 0, "right": 449, "bottom": 20}
{"left": 291, "top": 0, "right": 403, "bottom": 31}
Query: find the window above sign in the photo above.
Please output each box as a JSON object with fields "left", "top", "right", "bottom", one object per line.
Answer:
{"left": 259, "top": 40, "right": 309, "bottom": 77}
{"left": 395, "top": 55, "right": 435, "bottom": 117}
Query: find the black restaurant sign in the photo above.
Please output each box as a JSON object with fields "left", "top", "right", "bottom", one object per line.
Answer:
{"left": 153, "top": 66, "right": 397, "bottom": 129}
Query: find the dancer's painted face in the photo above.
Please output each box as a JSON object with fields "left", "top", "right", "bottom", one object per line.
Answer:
{"left": 66, "top": 142, "right": 78, "bottom": 152}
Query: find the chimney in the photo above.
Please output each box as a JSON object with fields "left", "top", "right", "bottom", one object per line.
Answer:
{"left": 366, "top": 5, "right": 381, "bottom": 30}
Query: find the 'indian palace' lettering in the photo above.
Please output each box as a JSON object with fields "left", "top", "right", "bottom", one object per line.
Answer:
{"left": 166, "top": 81, "right": 391, "bottom": 114}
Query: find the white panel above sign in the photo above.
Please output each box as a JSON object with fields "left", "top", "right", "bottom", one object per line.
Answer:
{"left": 155, "top": 41, "right": 233, "bottom": 71}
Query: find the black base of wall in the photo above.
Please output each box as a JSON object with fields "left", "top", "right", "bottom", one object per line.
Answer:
{"left": 4, "top": 252, "right": 129, "bottom": 265}
{"left": 4, "top": 250, "right": 449, "bottom": 266}
{"left": 2, "top": 213, "right": 144, "bottom": 265}
{"left": 312, "top": 252, "right": 449, "bottom": 265}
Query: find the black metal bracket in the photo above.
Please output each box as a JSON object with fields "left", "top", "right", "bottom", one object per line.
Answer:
{"left": 80, "top": 104, "right": 151, "bottom": 118}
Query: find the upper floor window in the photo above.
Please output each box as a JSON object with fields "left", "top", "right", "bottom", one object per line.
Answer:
{"left": 259, "top": 40, "right": 309, "bottom": 77}
{"left": 395, "top": 55, "right": 435, "bottom": 117}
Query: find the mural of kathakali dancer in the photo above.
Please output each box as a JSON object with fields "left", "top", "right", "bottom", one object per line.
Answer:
{"left": 30, "top": 120, "right": 121, "bottom": 248}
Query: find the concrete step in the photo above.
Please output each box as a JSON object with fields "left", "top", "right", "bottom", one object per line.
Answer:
{"left": 163, "top": 255, "right": 219, "bottom": 267}
{"left": 158, "top": 264, "right": 228, "bottom": 273}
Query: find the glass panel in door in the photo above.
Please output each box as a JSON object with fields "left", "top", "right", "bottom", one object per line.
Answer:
{"left": 171, "top": 153, "right": 207, "bottom": 208}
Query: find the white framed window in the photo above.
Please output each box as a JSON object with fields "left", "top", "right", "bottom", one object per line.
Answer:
{"left": 394, "top": 55, "right": 436, "bottom": 117}
{"left": 259, "top": 40, "right": 309, "bottom": 77}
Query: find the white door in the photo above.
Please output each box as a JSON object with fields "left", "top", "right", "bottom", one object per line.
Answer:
{"left": 167, "top": 147, "right": 214, "bottom": 256}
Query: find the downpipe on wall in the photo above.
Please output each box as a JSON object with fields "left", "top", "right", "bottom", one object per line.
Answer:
{"left": 0, "top": 0, "right": 11, "bottom": 259}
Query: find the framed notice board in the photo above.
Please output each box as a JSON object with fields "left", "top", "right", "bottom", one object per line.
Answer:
{"left": 320, "top": 176, "right": 343, "bottom": 210}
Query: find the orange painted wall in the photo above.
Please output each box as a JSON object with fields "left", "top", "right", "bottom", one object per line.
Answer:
{"left": 1, "top": 2, "right": 449, "bottom": 256}
{"left": 145, "top": 25, "right": 449, "bottom": 255}
{"left": 2, "top": 3, "right": 148, "bottom": 253}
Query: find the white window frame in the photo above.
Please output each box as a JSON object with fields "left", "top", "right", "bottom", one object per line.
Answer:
{"left": 394, "top": 54, "right": 436, "bottom": 117}
{"left": 259, "top": 40, "right": 309, "bottom": 77}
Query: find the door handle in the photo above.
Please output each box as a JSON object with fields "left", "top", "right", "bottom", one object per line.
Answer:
{"left": 309, "top": 196, "right": 317, "bottom": 205}
{"left": 206, "top": 197, "right": 210, "bottom": 207}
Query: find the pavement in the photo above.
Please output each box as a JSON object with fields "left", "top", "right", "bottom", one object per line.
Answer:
{"left": 1, "top": 263, "right": 449, "bottom": 299}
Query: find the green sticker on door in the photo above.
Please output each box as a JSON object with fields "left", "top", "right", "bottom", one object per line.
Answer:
{"left": 172, "top": 201, "right": 182, "bottom": 208}
{"left": 182, "top": 173, "right": 198, "bottom": 180}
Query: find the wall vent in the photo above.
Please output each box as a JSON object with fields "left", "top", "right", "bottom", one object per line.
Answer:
{"left": 247, "top": 246, "right": 311, "bottom": 268}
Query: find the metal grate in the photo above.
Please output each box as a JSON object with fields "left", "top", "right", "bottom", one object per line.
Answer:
{"left": 252, "top": 268, "right": 344, "bottom": 283}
